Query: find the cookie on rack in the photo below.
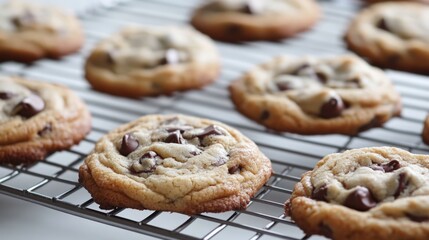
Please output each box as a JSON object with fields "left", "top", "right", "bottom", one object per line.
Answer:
{"left": 84, "top": 26, "right": 220, "bottom": 97}
{"left": 285, "top": 147, "right": 429, "bottom": 240}
{"left": 345, "top": 2, "right": 429, "bottom": 74}
{"left": 190, "top": 0, "right": 320, "bottom": 42}
{"left": 229, "top": 55, "right": 402, "bottom": 135}
{"left": 0, "top": 1, "right": 84, "bottom": 63}
{"left": 0, "top": 76, "right": 91, "bottom": 164}
{"left": 79, "top": 114, "right": 272, "bottom": 214}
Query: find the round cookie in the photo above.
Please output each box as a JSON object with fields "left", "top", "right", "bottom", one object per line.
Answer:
{"left": 190, "top": 0, "right": 320, "bottom": 42}
{"left": 0, "top": 1, "right": 84, "bottom": 63}
{"left": 0, "top": 76, "right": 91, "bottom": 164}
{"left": 285, "top": 147, "right": 429, "bottom": 240}
{"left": 79, "top": 114, "right": 272, "bottom": 214}
{"left": 84, "top": 26, "right": 220, "bottom": 97}
{"left": 229, "top": 55, "right": 402, "bottom": 135}
{"left": 345, "top": 2, "right": 429, "bottom": 74}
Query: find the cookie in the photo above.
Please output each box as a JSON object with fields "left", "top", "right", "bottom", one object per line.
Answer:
{"left": 190, "top": 0, "right": 320, "bottom": 42}
{"left": 0, "top": 76, "right": 91, "bottom": 164}
{"left": 285, "top": 147, "right": 429, "bottom": 240}
{"left": 345, "top": 2, "right": 429, "bottom": 74}
{"left": 84, "top": 26, "right": 220, "bottom": 97}
{"left": 422, "top": 115, "right": 429, "bottom": 145}
{"left": 0, "top": 1, "right": 84, "bottom": 63}
{"left": 229, "top": 55, "right": 402, "bottom": 135}
{"left": 79, "top": 114, "right": 272, "bottom": 214}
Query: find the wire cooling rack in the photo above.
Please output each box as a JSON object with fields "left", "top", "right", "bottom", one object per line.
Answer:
{"left": 1, "top": 0, "right": 429, "bottom": 239}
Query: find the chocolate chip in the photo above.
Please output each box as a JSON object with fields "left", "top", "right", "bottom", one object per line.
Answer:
{"left": 37, "top": 123, "right": 52, "bottom": 136}
{"left": 319, "top": 96, "right": 344, "bottom": 119}
{"left": 406, "top": 213, "right": 429, "bottom": 223}
{"left": 290, "top": 63, "right": 311, "bottom": 75}
{"left": 11, "top": 11, "right": 36, "bottom": 28}
{"left": 276, "top": 82, "right": 291, "bottom": 91}
{"left": 358, "top": 117, "right": 381, "bottom": 132}
{"left": 160, "top": 49, "right": 180, "bottom": 65}
{"left": 376, "top": 18, "right": 389, "bottom": 32}
{"left": 394, "top": 173, "right": 407, "bottom": 198}
{"left": 344, "top": 186, "right": 377, "bottom": 211}
{"left": 165, "top": 125, "right": 193, "bottom": 133}
{"left": 195, "top": 125, "right": 223, "bottom": 140}
{"left": 311, "top": 185, "right": 328, "bottom": 202}
{"left": 315, "top": 72, "right": 328, "bottom": 84}
{"left": 13, "top": 94, "right": 45, "bottom": 118}
{"left": 106, "top": 51, "right": 115, "bottom": 64}
{"left": 228, "top": 165, "right": 241, "bottom": 174}
{"left": 370, "top": 160, "right": 401, "bottom": 173}
{"left": 119, "top": 133, "right": 139, "bottom": 156}
{"left": 212, "top": 155, "right": 228, "bottom": 166}
{"left": 260, "top": 110, "right": 270, "bottom": 121}
{"left": 165, "top": 130, "right": 185, "bottom": 144}
{"left": 135, "top": 151, "right": 159, "bottom": 173}
{"left": 0, "top": 91, "right": 14, "bottom": 100}
{"left": 241, "top": 0, "right": 262, "bottom": 14}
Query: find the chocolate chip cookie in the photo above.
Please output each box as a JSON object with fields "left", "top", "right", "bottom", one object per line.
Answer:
{"left": 190, "top": 0, "right": 320, "bottom": 42}
{"left": 229, "top": 55, "right": 402, "bottom": 135}
{"left": 285, "top": 147, "right": 429, "bottom": 240}
{"left": 0, "top": 1, "right": 84, "bottom": 63}
{"left": 345, "top": 2, "right": 429, "bottom": 74}
{"left": 84, "top": 26, "right": 220, "bottom": 97}
{"left": 79, "top": 114, "right": 272, "bottom": 214}
{"left": 0, "top": 76, "right": 91, "bottom": 164}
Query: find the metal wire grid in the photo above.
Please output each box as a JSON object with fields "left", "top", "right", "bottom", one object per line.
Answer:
{"left": 1, "top": 0, "right": 429, "bottom": 239}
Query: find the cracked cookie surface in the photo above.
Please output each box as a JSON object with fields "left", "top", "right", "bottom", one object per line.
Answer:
{"left": 79, "top": 114, "right": 272, "bottom": 214}
{"left": 285, "top": 147, "right": 429, "bottom": 240}
{"left": 345, "top": 2, "right": 429, "bottom": 74}
{"left": 84, "top": 26, "right": 220, "bottom": 97}
{"left": 229, "top": 55, "right": 401, "bottom": 135}
{"left": 190, "top": 0, "right": 320, "bottom": 42}
{"left": 0, "top": 1, "right": 84, "bottom": 63}
{"left": 0, "top": 76, "right": 91, "bottom": 164}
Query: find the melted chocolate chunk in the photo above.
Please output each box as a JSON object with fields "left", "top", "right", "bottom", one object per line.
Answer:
{"left": 276, "top": 82, "right": 291, "bottom": 91}
{"left": 344, "top": 187, "right": 377, "bottom": 211}
{"left": 319, "top": 96, "right": 344, "bottom": 119}
{"left": 160, "top": 49, "right": 180, "bottom": 65}
{"left": 37, "top": 123, "right": 52, "bottom": 136}
{"left": 394, "top": 173, "right": 407, "bottom": 198}
{"left": 11, "top": 11, "right": 36, "bottom": 28}
{"left": 165, "top": 130, "right": 185, "bottom": 144}
{"left": 376, "top": 18, "right": 389, "bottom": 32}
{"left": 370, "top": 160, "right": 401, "bottom": 173}
{"left": 165, "top": 125, "right": 193, "bottom": 133}
{"left": 260, "top": 110, "right": 270, "bottom": 121}
{"left": 195, "top": 125, "right": 223, "bottom": 140}
{"left": 228, "top": 165, "right": 242, "bottom": 174}
{"left": 315, "top": 72, "right": 328, "bottom": 84}
{"left": 406, "top": 213, "right": 429, "bottom": 223}
{"left": 311, "top": 185, "right": 328, "bottom": 202}
{"left": 212, "top": 155, "right": 228, "bottom": 166}
{"left": 136, "top": 151, "right": 159, "bottom": 173}
{"left": 13, "top": 94, "right": 45, "bottom": 118}
{"left": 119, "top": 133, "right": 139, "bottom": 156}
{"left": 0, "top": 91, "right": 15, "bottom": 100}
